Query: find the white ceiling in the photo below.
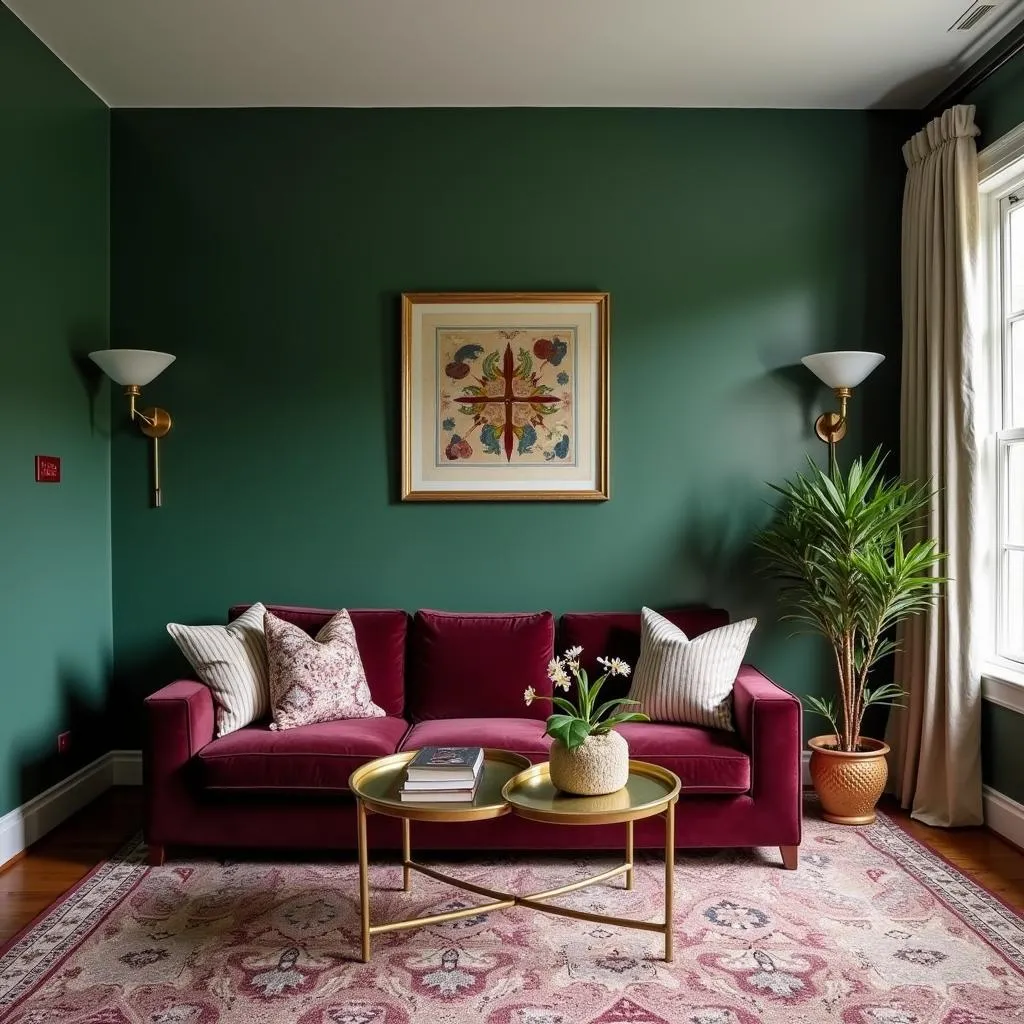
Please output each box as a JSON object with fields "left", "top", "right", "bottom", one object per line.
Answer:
{"left": 8, "top": 0, "right": 1024, "bottom": 109}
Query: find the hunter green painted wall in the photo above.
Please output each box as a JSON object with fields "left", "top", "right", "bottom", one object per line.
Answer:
{"left": 0, "top": 4, "right": 110, "bottom": 815}
{"left": 982, "top": 702, "right": 1024, "bottom": 805}
{"left": 964, "top": 54, "right": 1024, "bottom": 145}
{"left": 109, "top": 108, "right": 909, "bottom": 742}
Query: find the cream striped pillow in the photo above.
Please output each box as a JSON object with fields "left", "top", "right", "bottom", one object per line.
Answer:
{"left": 167, "top": 602, "right": 269, "bottom": 737}
{"left": 627, "top": 608, "right": 756, "bottom": 731}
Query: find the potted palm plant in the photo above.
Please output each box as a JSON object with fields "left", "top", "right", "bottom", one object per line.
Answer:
{"left": 755, "top": 449, "right": 944, "bottom": 824}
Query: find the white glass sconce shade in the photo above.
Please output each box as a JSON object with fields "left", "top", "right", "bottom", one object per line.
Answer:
{"left": 89, "top": 349, "right": 175, "bottom": 386}
{"left": 801, "top": 351, "right": 884, "bottom": 390}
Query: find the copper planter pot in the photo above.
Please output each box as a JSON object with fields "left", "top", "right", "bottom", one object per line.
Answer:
{"left": 808, "top": 734, "right": 889, "bottom": 825}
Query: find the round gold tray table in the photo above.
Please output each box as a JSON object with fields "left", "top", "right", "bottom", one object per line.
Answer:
{"left": 348, "top": 749, "right": 531, "bottom": 962}
{"left": 503, "top": 760, "right": 680, "bottom": 961}
{"left": 348, "top": 752, "right": 680, "bottom": 963}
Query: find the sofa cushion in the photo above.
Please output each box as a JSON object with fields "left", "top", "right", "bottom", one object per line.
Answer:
{"left": 229, "top": 605, "right": 407, "bottom": 717}
{"left": 558, "top": 608, "right": 730, "bottom": 703}
{"left": 407, "top": 610, "right": 555, "bottom": 721}
{"left": 401, "top": 718, "right": 552, "bottom": 762}
{"left": 616, "top": 722, "right": 750, "bottom": 793}
{"left": 265, "top": 609, "right": 384, "bottom": 730}
{"left": 198, "top": 716, "right": 408, "bottom": 792}
{"left": 168, "top": 602, "right": 270, "bottom": 738}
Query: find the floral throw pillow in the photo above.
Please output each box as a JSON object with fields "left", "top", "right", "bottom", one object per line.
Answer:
{"left": 264, "top": 609, "right": 384, "bottom": 730}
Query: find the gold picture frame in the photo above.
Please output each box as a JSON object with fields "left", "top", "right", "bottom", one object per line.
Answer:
{"left": 401, "top": 292, "right": 609, "bottom": 502}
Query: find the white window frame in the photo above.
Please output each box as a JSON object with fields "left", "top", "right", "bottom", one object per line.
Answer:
{"left": 980, "top": 128, "right": 1024, "bottom": 694}
{"left": 994, "top": 195, "right": 1024, "bottom": 667}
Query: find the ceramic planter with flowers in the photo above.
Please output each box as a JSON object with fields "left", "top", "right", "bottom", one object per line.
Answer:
{"left": 524, "top": 645, "right": 648, "bottom": 795}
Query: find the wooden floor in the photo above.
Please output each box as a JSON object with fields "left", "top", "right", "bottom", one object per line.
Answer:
{"left": 0, "top": 789, "right": 1022, "bottom": 946}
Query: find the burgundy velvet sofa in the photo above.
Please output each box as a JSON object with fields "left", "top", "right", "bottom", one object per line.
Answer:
{"left": 145, "top": 605, "right": 802, "bottom": 868}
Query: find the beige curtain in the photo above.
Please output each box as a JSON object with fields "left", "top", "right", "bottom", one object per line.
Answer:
{"left": 887, "top": 105, "right": 983, "bottom": 827}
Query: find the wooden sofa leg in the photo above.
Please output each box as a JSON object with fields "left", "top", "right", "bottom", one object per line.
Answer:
{"left": 780, "top": 845, "right": 798, "bottom": 870}
{"left": 147, "top": 844, "right": 166, "bottom": 867}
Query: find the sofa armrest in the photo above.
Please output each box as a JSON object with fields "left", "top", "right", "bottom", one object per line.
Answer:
{"left": 145, "top": 680, "right": 215, "bottom": 762}
{"left": 144, "top": 680, "right": 214, "bottom": 850}
{"left": 733, "top": 664, "right": 803, "bottom": 806}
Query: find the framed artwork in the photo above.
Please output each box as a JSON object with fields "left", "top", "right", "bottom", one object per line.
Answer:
{"left": 401, "top": 292, "right": 609, "bottom": 501}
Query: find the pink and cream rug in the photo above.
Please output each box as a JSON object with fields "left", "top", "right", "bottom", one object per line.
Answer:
{"left": 1, "top": 808, "right": 1022, "bottom": 1023}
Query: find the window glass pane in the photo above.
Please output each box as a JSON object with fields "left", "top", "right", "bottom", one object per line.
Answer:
{"left": 1010, "top": 204, "right": 1024, "bottom": 313}
{"left": 1003, "top": 549, "right": 1024, "bottom": 662}
{"left": 1009, "top": 441, "right": 1024, "bottom": 546}
{"left": 1011, "top": 320, "right": 1024, "bottom": 428}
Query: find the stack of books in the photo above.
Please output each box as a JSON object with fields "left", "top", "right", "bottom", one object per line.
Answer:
{"left": 400, "top": 746, "right": 485, "bottom": 802}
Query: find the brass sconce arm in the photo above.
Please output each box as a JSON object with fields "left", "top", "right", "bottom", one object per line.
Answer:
{"left": 813, "top": 386, "right": 852, "bottom": 446}
{"left": 124, "top": 384, "right": 173, "bottom": 508}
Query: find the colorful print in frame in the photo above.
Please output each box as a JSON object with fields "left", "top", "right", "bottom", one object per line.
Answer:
{"left": 402, "top": 293, "right": 609, "bottom": 501}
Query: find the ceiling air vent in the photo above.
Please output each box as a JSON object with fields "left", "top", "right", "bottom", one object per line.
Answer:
{"left": 949, "top": 2, "right": 999, "bottom": 31}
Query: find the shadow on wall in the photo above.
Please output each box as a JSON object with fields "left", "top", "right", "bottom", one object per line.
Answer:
{"left": 66, "top": 318, "right": 111, "bottom": 430}
{"left": 16, "top": 655, "right": 116, "bottom": 810}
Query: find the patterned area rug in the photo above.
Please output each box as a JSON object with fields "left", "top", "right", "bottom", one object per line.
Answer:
{"left": 2, "top": 808, "right": 1023, "bottom": 1023}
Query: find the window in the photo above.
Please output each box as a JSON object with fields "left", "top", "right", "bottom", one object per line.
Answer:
{"left": 990, "top": 190, "right": 1024, "bottom": 665}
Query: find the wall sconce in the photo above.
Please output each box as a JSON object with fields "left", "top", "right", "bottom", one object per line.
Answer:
{"left": 89, "top": 348, "right": 176, "bottom": 507}
{"left": 801, "top": 350, "right": 885, "bottom": 457}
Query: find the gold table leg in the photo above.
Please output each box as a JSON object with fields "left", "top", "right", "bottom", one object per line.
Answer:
{"left": 625, "top": 820, "right": 634, "bottom": 890}
{"left": 402, "top": 819, "right": 411, "bottom": 892}
{"left": 357, "top": 799, "right": 371, "bottom": 963}
{"left": 664, "top": 799, "right": 675, "bottom": 962}
{"left": 355, "top": 804, "right": 676, "bottom": 962}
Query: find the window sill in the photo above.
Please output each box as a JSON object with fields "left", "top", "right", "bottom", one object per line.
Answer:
{"left": 982, "top": 662, "right": 1024, "bottom": 714}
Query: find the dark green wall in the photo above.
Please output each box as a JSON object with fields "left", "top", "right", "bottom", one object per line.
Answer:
{"left": 964, "top": 55, "right": 1024, "bottom": 144}
{"left": 109, "top": 108, "right": 909, "bottom": 743}
{"left": 982, "top": 702, "right": 1024, "bottom": 804}
{"left": 0, "top": 4, "right": 110, "bottom": 815}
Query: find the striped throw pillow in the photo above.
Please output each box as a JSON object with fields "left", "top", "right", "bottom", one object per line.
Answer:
{"left": 627, "top": 608, "right": 756, "bottom": 731}
{"left": 167, "top": 602, "right": 269, "bottom": 737}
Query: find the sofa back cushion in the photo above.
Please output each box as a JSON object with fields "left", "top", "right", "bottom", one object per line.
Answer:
{"left": 557, "top": 607, "right": 730, "bottom": 703}
{"left": 407, "top": 610, "right": 555, "bottom": 721}
{"left": 228, "top": 605, "right": 407, "bottom": 717}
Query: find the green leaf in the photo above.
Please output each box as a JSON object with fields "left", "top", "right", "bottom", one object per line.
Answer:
{"left": 516, "top": 347, "right": 534, "bottom": 378}
{"left": 549, "top": 696, "right": 578, "bottom": 716}
{"left": 563, "top": 717, "right": 592, "bottom": 749}
{"left": 481, "top": 351, "right": 500, "bottom": 380}
{"left": 591, "top": 697, "right": 641, "bottom": 724}
{"left": 600, "top": 712, "right": 651, "bottom": 730}
{"left": 544, "top": 714, "right": 577, "bottom": 746}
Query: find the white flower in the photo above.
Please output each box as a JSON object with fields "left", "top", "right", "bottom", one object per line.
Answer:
{"left": 547, "top": 658, "right": 571, "bottom": 690}
{"left": 564, "top": 645, "right": 584, "bottom": 660}
{"left": 566, "top": 658, "right": 580, "bottom": 675}
{"left": 523, "top": 686, "right": 536, "bottom": 706}
{"left": 597, "top": 656, "right": 631, "bottom": 678}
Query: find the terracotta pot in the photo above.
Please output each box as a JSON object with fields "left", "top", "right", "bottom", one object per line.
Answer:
{"left": 808, "top": 734, "right": 889, "bottom": 825}
{"left": 549, "top": 731, "right": 629, "bottom": 796}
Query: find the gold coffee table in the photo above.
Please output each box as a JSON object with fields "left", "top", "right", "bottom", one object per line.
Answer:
{"left": 349, "top": 751, "right": 680, "bottom": 962}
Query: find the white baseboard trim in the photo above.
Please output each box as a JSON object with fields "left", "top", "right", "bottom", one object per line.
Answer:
{"left": 0, "top": 749, "right": 143, "bottom": 871}
{"left": 983, "top": 785, "right": 1024, "bottom": 849}
{"left": 109, "top": 749, "right": 143, "bottom": 786}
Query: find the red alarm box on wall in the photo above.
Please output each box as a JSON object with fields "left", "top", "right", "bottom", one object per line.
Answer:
{"left": 35, "top": 455, "right": 61, "bottom": 483}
